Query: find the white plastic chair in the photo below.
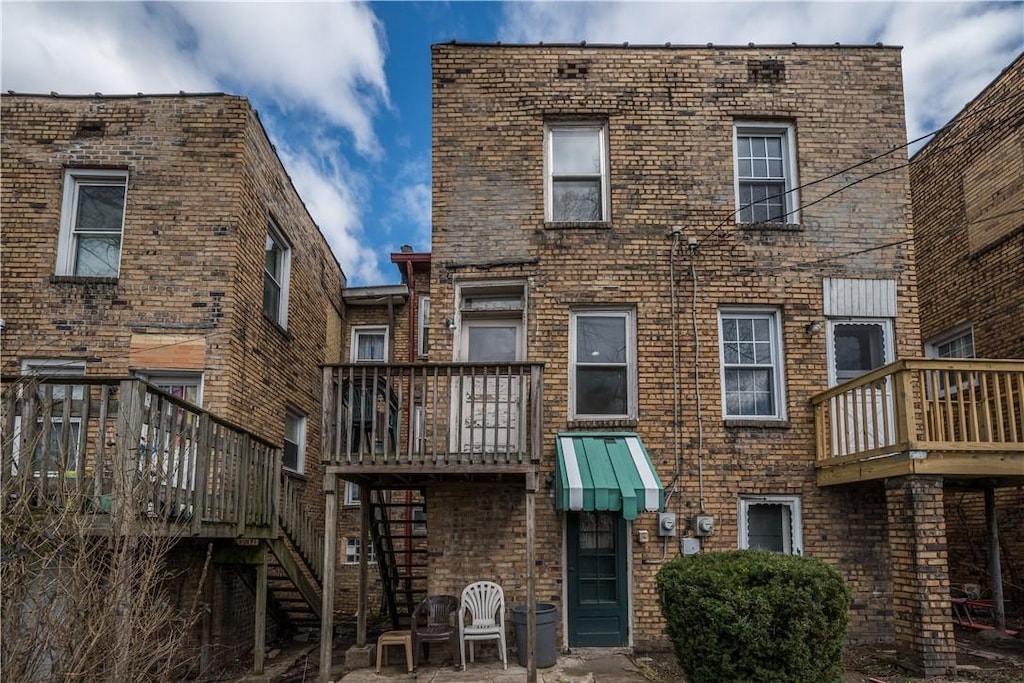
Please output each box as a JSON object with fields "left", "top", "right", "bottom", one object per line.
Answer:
{"left": 458, "top": 580, "right": 507, "bottom": 670}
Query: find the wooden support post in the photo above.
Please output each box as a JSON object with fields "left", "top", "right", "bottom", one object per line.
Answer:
{"left": 200, "top": 557, "right": 213, "bottom": 675}
{"left": 319, "top": 473, "right": 339, "bottom": 682}
{"left": 254, "top": 543, "right": 267, "bottom": 674}
{"left": 984, "top": 487, "right": 1006, "bottom": 631}
{"left": 357, "top": 484, "right": 371, "bottom": 647}
{"left": 526, "top": 471, "right": 537, "bottom": 683}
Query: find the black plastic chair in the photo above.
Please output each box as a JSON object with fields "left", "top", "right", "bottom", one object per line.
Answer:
{"left": 411, "top": 595, "right": 460, "bottom": 666}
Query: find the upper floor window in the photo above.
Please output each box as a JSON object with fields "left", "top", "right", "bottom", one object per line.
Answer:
{"left": 926, "top": 326, "right": 975, "bottom": 359}
{"left": 57, "top": 169, "right": 127, "bottom": 277}
{"left": 418, "top": 296, "right": 430, "bottom": 357}
{"left": 546, "top": 124, "right": 609, "bottom": 223}
{"left": 283, "top": 408, "right": 306, "bottom": 473}
{"left": 136, "top": 371, "right": 203, "bottom": 407}
{"left": 570, "top": 308, "right": 636, "bottom": 420}
{"left": 263, "top": 221, "right": 291, "bottom": 328}
{"left": 734, "top": 122, "right": 798, "bottom": 224}
{"left": 352, "top": 326, "right": 388, "bottom": 362}
{"left": 719, "top": 309, "right": 786, "bottom": 419}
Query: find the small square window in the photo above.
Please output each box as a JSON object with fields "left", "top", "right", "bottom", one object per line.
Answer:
{"left": 56, "top": 169, "right": 128, "bottom": 277}
{"left": 345, "top": 538, "right": 376, "bottom": 564}
{"left": 738, "top": 496, "right": 802, "bottom": 554}
{"left": 263, "top": 221, "right": 291, "bottom": 328}
{"left": 546, "top": 124, "right": 609, "bottom": 222}
{"left": 352, "top": 326, "right": 388, "bottom": 362}
{"left": 718, "top": 309, "right": 786, "bottom": 419}
{"left": 283, "top": 408, "right": 306, "bottom": 473}
{"left": 734, "top": 123, "right": 798, "bottom": 224}
{"left": 570, "top": 309, "right": 636, "bottom": 419}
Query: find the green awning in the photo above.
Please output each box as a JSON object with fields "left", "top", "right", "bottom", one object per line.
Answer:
{"left": 555, "top": 432, "right": 665, "bottom": 521}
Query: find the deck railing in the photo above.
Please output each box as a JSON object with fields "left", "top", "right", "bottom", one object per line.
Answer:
{"left": 1, "top": 376, "right": 280, "bottom": 538}
{"left": 321, "top": 362, "right": 544, "bottom": 466}
{"left": 812, "top": 359, "right": 1024, "bottom": 467}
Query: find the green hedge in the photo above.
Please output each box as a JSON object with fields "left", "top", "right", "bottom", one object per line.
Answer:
{"left": 656, "top": 550, "right": 851, "bottom": 683}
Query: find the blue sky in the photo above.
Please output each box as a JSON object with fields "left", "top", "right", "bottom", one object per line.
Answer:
{"left": 3, "top": 1, "right": 1022, "bottom": 286}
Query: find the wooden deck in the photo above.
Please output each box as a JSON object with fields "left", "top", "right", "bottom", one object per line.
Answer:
{"left": 811, "top": 359, "right": 1024, "bottom": 486}
{"left": 2, "top": 376, "right": 279, "bottom": 539}
{"left": 321, "top": 362, "right": 544, "bottom": 482}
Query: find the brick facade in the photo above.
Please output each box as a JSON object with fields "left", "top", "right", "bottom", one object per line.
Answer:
{"left": 909, "top": 54, "right": 1024, "bottom": 620}
{"left": 421, "top": 43, "right": 921, "bottom": 652}
{"left": 1, "top": 93, "right": 343, "bottom": 657}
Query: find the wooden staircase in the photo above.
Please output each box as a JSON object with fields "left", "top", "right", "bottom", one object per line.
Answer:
{"left": 369, "top": 490, "right": 428, "bottom": 629}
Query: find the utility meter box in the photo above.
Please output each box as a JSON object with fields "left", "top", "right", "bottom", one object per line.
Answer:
{"left": 693, "top": 514, "right": 714, "bottom": 537}
{"left": 658, "top": 512, "right": 677, "bottom": 537}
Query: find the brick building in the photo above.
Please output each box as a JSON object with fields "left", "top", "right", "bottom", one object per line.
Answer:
{"left": 910, "top": 54, "right": 1024, "bottom": 612}
{"left": 318, "top": 43, "right": 1022, "bottom": 680}
{"left": 1, "top": 93, "right": 345, "bottom": 672}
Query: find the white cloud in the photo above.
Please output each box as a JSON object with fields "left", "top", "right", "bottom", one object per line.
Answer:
{"left": 2, "top": 1, "right": 392, "bottom": 284}
{"left": 499, "top": 1, "right": 1024, "bottom": 143}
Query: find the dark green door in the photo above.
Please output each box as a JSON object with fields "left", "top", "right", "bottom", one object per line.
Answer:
{"left": 567, "top": 511, "right": 628, "bottom": 646}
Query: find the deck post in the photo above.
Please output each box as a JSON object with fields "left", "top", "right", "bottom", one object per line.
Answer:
{"left": 357, "top": 484, "right": 370, "bottom": 647}
{"left": 984, "top": 486, "right": 1006, "bottom": 631}
{"left": 319, "top": 473, "right": 339, "bottom": 682}
{"left": 526, "top": 470, "right": 537, "bottom": 683}
{"left": 254, "top": 543, "right": 267, "bottom": 674}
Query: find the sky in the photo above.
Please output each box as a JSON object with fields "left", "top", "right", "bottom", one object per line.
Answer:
{"left": 2, "top": 1, "right": 1022, "bottom": 286}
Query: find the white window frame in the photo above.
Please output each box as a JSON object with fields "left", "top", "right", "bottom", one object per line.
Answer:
{"left": 351, "top": 326, "right": 389, "bottom": 363}
{"left": 826, "top": 318, "right": 895, "bottom": 387}
{"left": 134, "top": 371, "right": 204, "bottom": 407}
{"left": 263, "top": 220, "right": 291, "bottom": 328}
{"left": 545, "top": 123, "right": 610, "bottom": 223}
{"left": 925, "top": 324, "right": 975, "bottom": 359}
{"left": 718, "top": 308, "right": 787, "bottom": 420}
{"left": 56, "top": 169, "right": 128, "bottom": 277}
{"left": 411, "top": 505, "right": 427, "bottom": 535}
{"left": 738, "top": 495, "right": 803, "bottom": 555}
{"left": 283, "top": 408, "right": 306, "bottom": 474}
{"left": 418, "top": 295, "right": 430, "bottom": 357}
{"left": 733, "top": 122, "right": 799, "bottom": 224}
{"left": 15, "top": 360, "right": 87, "bottom": 476}
{"left": 569, "top": 308, "right": 637, "bottom": 421}
{"left": 345, "top": 538, "right": 376, "bottom": 565}
{"left": 344, "top": 480, "right": 360, "bottom": 507}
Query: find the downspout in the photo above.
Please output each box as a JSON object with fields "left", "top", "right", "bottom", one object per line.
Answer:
{"left": 404, "top": 260, "right": 416, "bottom": 579}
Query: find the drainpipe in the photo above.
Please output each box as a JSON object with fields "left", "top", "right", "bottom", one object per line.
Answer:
{"left": 404, "top": 258, "right": 416, "bottom": 582}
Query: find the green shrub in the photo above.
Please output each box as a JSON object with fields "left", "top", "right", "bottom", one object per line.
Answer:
{"left": 656, "top": 550, "right": 850, "bottom": 683}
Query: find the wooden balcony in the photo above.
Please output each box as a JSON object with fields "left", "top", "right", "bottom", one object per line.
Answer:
{"left": 1, "top": 376, "right": 279, "bottom": 538}
{"left": 321, "top": 362, "right": 544, "bottom": 481}
{"left": 812, "top": 359, "right": 1024, "bottom": 486}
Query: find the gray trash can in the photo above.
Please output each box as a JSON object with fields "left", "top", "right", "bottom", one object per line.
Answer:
{"left": 511, "top": 603, "right": 559, "bottom": 668}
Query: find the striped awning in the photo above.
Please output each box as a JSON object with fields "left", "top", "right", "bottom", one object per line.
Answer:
{"left": 555, "top": 432, "right": 665, "bottom": 521}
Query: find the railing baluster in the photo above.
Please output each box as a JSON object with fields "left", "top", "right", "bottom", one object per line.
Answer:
{"left": 1005, "top": 372, "right": 1019, "bottom": 443}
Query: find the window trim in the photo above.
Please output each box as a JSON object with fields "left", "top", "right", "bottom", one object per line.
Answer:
{"left": 56, "top": 169, "right": 128, "bottom": 277}
{"left": 283, "top": 407, "right": 306, "bottom": 474}
{"left": 925, "top": 324, "right": 975, "bottom": 359}
{"left": 263, "top": 220, "right": 292, "bottom": 329}
{"left": 344, "top": 480, "right": 360, "bottom": 507}
{"left": 345, "top": 537, "right": 376, "bottom": 565}
{"left": 544, "top": 122, "right": 610, "bottom": 223}
{"left": 718, "top": 308, "right": 787, "bottom": 421}
{"left": 351, "top": 326, "right": 389, "bottom": 363}
{"left": 16, "top": 360, "right": 87, "bottom": 476}
{"left": 826, "top": 318, "right": 894, "bottom": 387}
{"left": 738, "top": 495, "right": 803, "bottom": 555}
{"left": 134, "top": 371, "right": 204, "bottom": 407}
{"left": 569, "top": 307, "right": 637, "bottom": 421}
{"left": 417, "top": 295, "right": 431, "bottom": 358}
{"left": 733, "top": 121, "right": 799, "bottom": 225}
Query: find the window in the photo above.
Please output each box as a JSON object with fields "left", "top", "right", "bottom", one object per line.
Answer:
{"left": 283, "top": 408, "right": 306, "bottom": 473}
{"left": 136, "top": 372, "right": 203, "bottom": 407}
{"left": 351, "top": 326, "right": 388, "bottom": 362}
{"left": 570, "top": 309, "right": 636, "bottom": 419}
{"left": 734, "top": 123, "right": 798, "bottom": 223}
{"left": 344, "top": 480, "right": 360, "bottom": 506}
{"left": 411, "top": 506, "right": 427, "bottom": 535}
{"left": 719, "top": 310, "right": 786, "bottom": 419}
{"left": 546, "top": 124, "right": 609, "bottom": 222}
{"left": 418, "top": 296, "right": 430, "bottom": 357}
{"left": 263, "top": 221, "right": 291, "bottom": 327}
{"left": 828, "top": 319, "right": 893, "bottom": 386}
{"left": 739, "top": 496, "right": 803, "bottom": 554}
{"left": 17, "top": 360, "right": 86, "bottom": 475}
{"left": 56, "top": 169, "right": 128, "bottom": 277}
{"left": 345, "top": 538, "right": 376, "bottom": 564}
{"left": 926, "top": 326, "right": 975, "bottom": 359}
